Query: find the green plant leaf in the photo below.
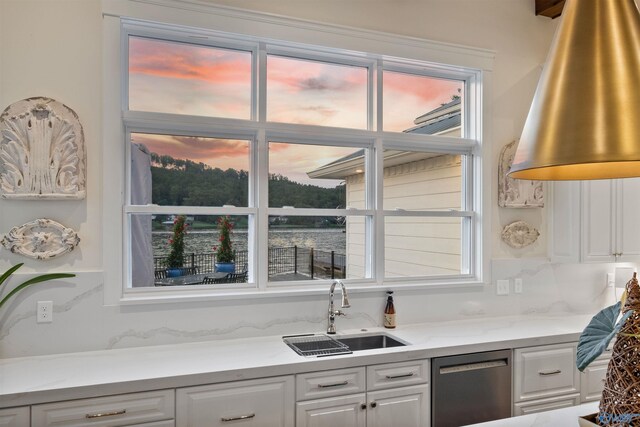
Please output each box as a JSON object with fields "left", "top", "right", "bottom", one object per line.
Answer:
{"left": 0, "top": 263, "right": 23, "bottom": 287}
{"left": 0, "top": 273, "right": 75, "bottom": 310}
{"left": 577, "top": 301, "right": 633, "bottom": 371}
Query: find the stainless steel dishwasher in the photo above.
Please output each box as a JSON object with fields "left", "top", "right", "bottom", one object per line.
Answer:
{"left": 431, "top": 349, "right": 512, "bottom": 426}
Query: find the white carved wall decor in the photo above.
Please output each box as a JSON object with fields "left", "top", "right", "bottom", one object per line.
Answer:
{"left": 498, "top": 140, "right": 543, "bottom": 208}
{"left": 0, "top": 97, "right": 86, "bottom": 199}
{"left": 501, "top": 220, "right": 540, "bottom": 249}
{"left": 1, "top": 219, "right": 80, "bottom": 260}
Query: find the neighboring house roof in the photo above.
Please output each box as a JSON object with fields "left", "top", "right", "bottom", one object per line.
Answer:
{"left": 308, "top": 98, "right": 462, "bottom": 180}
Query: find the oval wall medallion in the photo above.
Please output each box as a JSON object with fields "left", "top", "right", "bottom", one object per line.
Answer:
{"left": 0, "top": 97, "right": 86, "bottom": 199}
{"left": 1, "top": 219, "right": 80, "bottom": 260}
{"left": 501, "top": 220, "right": 540, "bottom": 249}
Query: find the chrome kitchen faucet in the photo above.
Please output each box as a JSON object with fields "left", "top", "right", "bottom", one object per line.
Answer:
{"left": 327, "top": 280, "right": 350, "bottom": 334}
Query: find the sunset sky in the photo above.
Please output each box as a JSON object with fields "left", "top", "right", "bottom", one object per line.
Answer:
{"left": 129, "top": 36, "right": 461, "bottom": 187}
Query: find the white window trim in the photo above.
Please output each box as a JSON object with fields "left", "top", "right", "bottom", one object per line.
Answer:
{"left": 102, "top": 0, "right": 494, "bottom": 305}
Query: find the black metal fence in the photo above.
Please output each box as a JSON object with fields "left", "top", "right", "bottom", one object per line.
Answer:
{"left": 154, "top": 246, "right": 345, "bottom": 280}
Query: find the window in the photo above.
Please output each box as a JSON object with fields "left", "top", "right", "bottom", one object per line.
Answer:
{"left": 106, "top": 9, "right": 489, "bottom": 301}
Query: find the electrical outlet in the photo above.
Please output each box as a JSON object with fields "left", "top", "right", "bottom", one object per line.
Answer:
{"left": 607, "top": 273, "right": 615, "bottom": 288}
{"left": 496, "top": 280, "right": 510, "bottom": 296}
{"left": 37, "top": 301, "right": 53, "bottom": 323}
{"left": 514, "top": 278, "right": 523, "bottom": 294}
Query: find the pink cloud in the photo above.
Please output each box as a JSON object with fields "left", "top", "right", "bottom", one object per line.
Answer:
{"left": 267, "top": 55, "right": 367, "bottom": 94}
{"left": 129, "top": 37, "right": 251, "bottom": 84}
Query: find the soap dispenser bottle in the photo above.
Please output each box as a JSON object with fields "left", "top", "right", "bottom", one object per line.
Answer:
{"left": 384, "top": 291, "right": 396, "bottom": 329}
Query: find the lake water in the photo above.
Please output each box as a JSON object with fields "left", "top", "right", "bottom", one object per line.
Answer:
{"left": 153, "top": 228, "right": 346, "bottom": 256}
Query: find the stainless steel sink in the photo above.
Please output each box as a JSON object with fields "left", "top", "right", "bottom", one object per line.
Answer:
{"left": 337, "top": 334, "right": 406, "bottom": 351}
{"left": 284, "top": 333, "right": 407, "bottom": 357}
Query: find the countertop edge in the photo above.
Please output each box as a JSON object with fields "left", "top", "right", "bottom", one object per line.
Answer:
{"left": 0, "top": 315, "right": 588, "bottom": 408}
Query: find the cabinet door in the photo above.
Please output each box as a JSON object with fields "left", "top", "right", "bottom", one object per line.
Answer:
{"left": 582, "top": 180, "right": 615, "bottom": 262}
{"left": 548, "top": 181, "right": 581, "bottom": 263}
{"left": 581, "top": 358, "right": 610, "bottom": 403}
{"left": 177, "top": 376, "right": 294, "bottom": 427}
{"left": 296, "top": 394, "right": 366, "bottom": 427}
{"left": 367, "top": 385, "right": 429, "bottom": 427}
{"left": 0, "top": 407, "right": 29, "bottom": 427}
{"left": 617, "top": 177, "right": 640, "bottom": 261}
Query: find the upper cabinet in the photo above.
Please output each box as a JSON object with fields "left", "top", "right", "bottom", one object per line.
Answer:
{"left": 549, "top": 178, "right": 640, "bottom": 263}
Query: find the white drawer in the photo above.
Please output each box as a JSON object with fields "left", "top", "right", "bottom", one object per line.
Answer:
{"left": 296, "top": 367, "right": 365, "bottom": 401}
{"left": 366, "top": 360, "right": 429, "bottom": 391}
{"left": 177, "top": 376, "right": 294, "bottom": 427}
{"left": 132, "top": 421, "right": 175, "bottom": 427}
{"left": 514, "top": 343, "right": 580, "bottom": 402}
{"left": 32, "top": 389, "right": 174, "bottom": 427}
{"left": 581, "top": 358, "right": 610, "bottom": 402}
{"left": 0, "top": 407, "right": 29, "bottom": 427}
{"left": 513, "top": 393, "right": 580, "bottom": 416}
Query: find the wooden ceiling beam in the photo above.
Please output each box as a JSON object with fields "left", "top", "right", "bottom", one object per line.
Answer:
{"left": 535, "top": 0, "right": 565, "bottom": 19}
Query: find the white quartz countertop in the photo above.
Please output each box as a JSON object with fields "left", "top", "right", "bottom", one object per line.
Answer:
{"left": 0, "top": 313, "right": 593, "bottom": 408}
{"left": 467, "top": 402, "right": 599, "bottom": 426}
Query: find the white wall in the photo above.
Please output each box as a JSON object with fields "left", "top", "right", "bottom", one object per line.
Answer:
{"left": 0, "top": 0, "right": 615, "bottom": 359}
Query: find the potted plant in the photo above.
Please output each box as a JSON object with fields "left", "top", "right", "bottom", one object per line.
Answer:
{"left": 166, "top": 215, "right": 187, "bottom": 277}
{"left": 576, "top": 272, "right": 640, "bottom": 426}
{"left": 214, "top": 216, "right": 235, "bottom": 273}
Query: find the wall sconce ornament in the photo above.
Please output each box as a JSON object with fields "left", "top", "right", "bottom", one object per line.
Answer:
{"left": 0, "top": 97, "right": 86, "bottom": 199}
{"left": 501, "top": 220, "right": 540, "bottom": 249}
{"left": 1, "top": 219, "right": 80, "bottom": 260}
{"left": 498, "top": 141, "right": 543, "bottom": 208}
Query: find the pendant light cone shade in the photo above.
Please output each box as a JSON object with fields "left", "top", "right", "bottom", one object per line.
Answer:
{"left": 509, "top": 0, "right": 640, "bottom": 180}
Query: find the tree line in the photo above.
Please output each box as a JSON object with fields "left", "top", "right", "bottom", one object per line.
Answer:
{"left": 149, "top": 153, "right": 345, "bottom": 211}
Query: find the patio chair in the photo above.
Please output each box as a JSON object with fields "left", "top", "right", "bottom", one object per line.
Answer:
{"left": 202, "top": 274, "right": 231, "bottom": 284}
{"left": 202, "top": 271, "right": 248, "bottom": 284}
{"left": 180, "top": 266, "right": 199, "bottom": 276}
{"left": 226, "top": 271, "right": 248, "bottom": 283}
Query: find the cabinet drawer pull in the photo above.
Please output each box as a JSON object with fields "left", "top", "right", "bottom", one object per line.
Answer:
{"left": 221, "top": 413, "right": 256, "bottom": 422}
{"left": 385, "top": 372, "right": 414, "bottom": 379}
{"left": 85, "top": 409, "right": 126, "bottom": 419}
{"left": 538, "top": 369, "right": 562, "bottom": 376}
{"left": 318, "top": 380, "right": 349, "bottom": 388}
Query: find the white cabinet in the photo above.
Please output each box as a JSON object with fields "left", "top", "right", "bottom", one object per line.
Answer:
{"left": 295, "top": 361, "right": 429, "bottom": 427}
{"left": 580, "top": 351, "right": 612, "bottom": 403}
{"left": 513, "top": 342, "right": 581, "bottom": 416}
{"left": 0, "top": 407, "right": 29, "bottom": 427}
{"left": 366, "top": 385, "right": 429, "bottom": 427}
{"left": 582, "top": 178, "right": 640, "bottom": 262}
{"left": 176, "top": 376, "right": 294, "bottom": 427}
{"left": 296, "top": 367, "right": 366, "bottom": 400}
{"left": 550, "top": 179, "right": 640, "bottom": 263}
{"left": 296, "top": 394, "right": 366, "bottom": 427}
{"left": 513, "top": 394, "right": 580, "bottom": 416}
{"left": 31, "top": 389, "right": 174, "bottom": 427}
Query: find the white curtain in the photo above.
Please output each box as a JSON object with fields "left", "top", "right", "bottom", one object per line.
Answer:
{"left": 131, "top": 143, "right": 154, "bottom": 287}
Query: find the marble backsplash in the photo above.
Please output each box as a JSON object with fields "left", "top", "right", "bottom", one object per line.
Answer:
{"left": 0, "top": 259, "right": 628, "bottom": 359}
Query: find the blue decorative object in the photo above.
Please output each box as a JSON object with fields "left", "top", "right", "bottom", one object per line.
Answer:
{"left": 215, "top": 262, "right": 235, "bottom": 273}
{"left": 577, "top": 301, "right": 633, "bottom": 371}
{"left": 166, "top": 268, "right": 183, "bottom": 278}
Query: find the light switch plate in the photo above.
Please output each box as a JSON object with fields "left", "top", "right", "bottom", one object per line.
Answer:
{"left": 514, "top": 278, "right": 523, "bottom": 294}
{"left": 496, "top": 280, "right": 509, "bottom": 296}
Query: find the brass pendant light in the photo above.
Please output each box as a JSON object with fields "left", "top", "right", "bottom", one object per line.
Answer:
{"left": 509, "top": 0, "right": 640, "bottom": 180}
